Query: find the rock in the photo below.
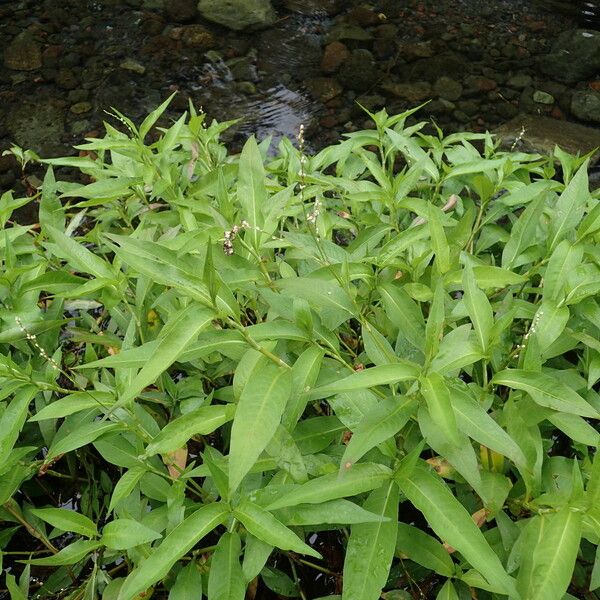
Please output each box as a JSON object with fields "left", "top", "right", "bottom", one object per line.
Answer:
{"left": 3, "top": 32, "right": 42, "bottom": 71}
{"left": 409, "top": 52, "right": 464, "bottom": 82}
{"left": 348, "top": 6, "right": 381, "bottom": 27}
{"left": 571, "top": 89, "right": 600, "bottom": 123}
{"left": 433, "top": 76, "right": 462, "bottom": 101}
{"left": 227, "top": 56, "right": 258, "bottom": 82}
{"left": 336, "top": 49, "right": 378, "bottom": 92}
{"left": 8, "top": 101, "right": 65, "bottom": 155}
{"left": 539, "top": 29, "right": 600, "bottom": 83}
{"left": 305, "top": 77, "right": 343, "bottom": 102}
{"left": 55, "top": 69, "right": 79, "bottom": 89}
{"left": 463, "top": 75, "right": 497, "bottom": 94}
{"left": 197, "top": 0, "right": 276, "bottom": 31}
{"left": 325, "top": 23, "right": 373, "bottom": 43}
{"left": 180, "top": 24, "right": 215, "bottom": 48}
{"left": 383, "top": 81, "right": 432, "bottom": 102}
{"left": 120, "top": 59, "right": 146, "bottom": 74}
{"left": 70, "top": 102, "right": 92, "bottom": 114}
{"left": 494, "top": 114, "right": 600, "bottom": 163}
{"left": 321, "top": 41, "right": 350, "bottom": 74}
{"left": 165, "top": 0, "right": 197, "bottom": 22}
{"left": 533, "top": 90, "right": 554, "bottom": 104}
{"left": 507, "top": 73, "right": 533, "bottom": 89}
{"left": 400, "top": 41, "right": 434, "bottom": 60}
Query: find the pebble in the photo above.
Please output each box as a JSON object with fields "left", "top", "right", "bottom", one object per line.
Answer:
{"left": 4, "top": 32, "right": 42, "bottom": 71}
{"left": 321, "top": 41, "right": 350, "bottom": 74}
{"left": 119, "top": 59, "right": 146, "bottom": 74}
{"left": 533, "top": 90, "right": 554, "bottom": 104}
{"left": 70, "top": 101, "right": 92, "bottom": 114}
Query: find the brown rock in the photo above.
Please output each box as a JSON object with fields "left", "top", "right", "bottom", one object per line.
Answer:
{"left": 494, "top": 114, "right": 600, "bottom": 164}
{"left": 180, "top": 24, "right": 215, "bottom": 49}
{"left": 4, "top": 32, "right": 42, "bottom": 71}
{"left": 305, "top": 77, "right": 343, "bottom": 102}
{"left": 320, "top": 41, "right": 349, "bottom": 74}
{"left": 165, "top": 0, "right": 197, "bottom": 22}
{"left": 348, "top": 6, "right": 381, "bottom": 27}
{"left": 383, "top": 81, "right": 432, "bottom": 102}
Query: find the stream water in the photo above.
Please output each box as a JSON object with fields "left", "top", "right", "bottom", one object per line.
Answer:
{"left": 0, "top": 0, "right": 599, "bottom": 188}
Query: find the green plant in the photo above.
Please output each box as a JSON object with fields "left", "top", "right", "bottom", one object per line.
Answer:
{"left": 1, "top": 96, "right": 600, "bottom": 600}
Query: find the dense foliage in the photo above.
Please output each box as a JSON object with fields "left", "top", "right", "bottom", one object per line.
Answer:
{"left": 1, "top": 97, "right": 600, "bottom": 600}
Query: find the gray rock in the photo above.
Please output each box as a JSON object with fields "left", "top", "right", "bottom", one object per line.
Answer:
{"left": 539, "top": 29, "right": 600, "bottom": 83}
{"left": 494, "top": 114, "right": 600, "bottom": 163}
{"left": 197, "top": 0, "right": 276, "bottom": 30}
{"left": 337, "top": 49, "right": 378, "bottom": 92}
{"left": 433, "top": 76, "right": 463, "bottom": 101}
{"left": 305, "top": 77, "right": 343, "bottom": 102}
{"left": 383, "top": 81, "right": 432, "bottom": 102}
{"left": 571, "top": 89, "right": 600, "bottom": 124}
{"left": 507, "top": 73, "right": 533, "bottom": 89}
{"left": 4, "top": 32, "right": 42, "bottom": 71}
{"left": 8, "top": 101, "right": 65, "bottom": 155}
{"left": 533, "top": 90, "right": 554, "bottom": 104}
{"left": 325, "top": 23, "right": 373, "bottom": 43}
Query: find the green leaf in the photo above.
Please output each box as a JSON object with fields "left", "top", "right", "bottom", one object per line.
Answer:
{"left": 396, "top": 523, "right": 454, "bottom": 577}
{"left": 378, "top": 282, "right": 425, "bottom": 351}
{"left": 242, "top": 534, "right": 273, "bottom": 583}
{"left": 342, "top": 480, "right": 399, "bottom": 600}
{"left": 25, "top": 540, "right": 101, "bottom": 566}
{"left": 145, "top": 404, "right": 236, "bottom": 456}
{"left": 266, "top": 463, "right": 392, "bottom": 510}
{"left": 234, "top": 500, "right": 320, "bottom": 558}
{"left": 0, "top": 386, "right": 37, "bottom": 469}
{"left": 139, "top": 92, "right": 176, "bottom": 140}
{"left": 207, "top": 532, "right": 246, "bottom": 600}
{"left": 46, "top": 421, "right": 124, "bottom": 460}
{"left": 229, "top": 358, "right": 292, "bottom": 494}
{"left": 238, "top": 136, "right": 267, "bottom": 250}
{"left": 5, "top": 573, "right": 27, "bottom": 600}
{"left": 543, "top": 240, "right": 583, "bottom": 301}
{"left": 425, "top": 280, "right": 446, "bottom": 364}
{"left": 276, "top": 499, "right": 390, "bottom": 526}
{"left": 169, "top": 562, "right": 203, "bottom": 600}
{"left": 30, "top": 507, "right": 97, "bottom": 538}
{"left": 449, "top": 382, "right": 527, "bottom": 470}
{"left": 462, "top": 264, "right": 493, "bottom": 354}
{"left": 420, "top": 373, "right": 461, "bottom": 447}
{"left": 310, "top": 363, "right": 420, "bottom": 400}
{"left": 108, "top": 467, "right": 146, "bottom": 514}
{"left": 117, "top": 502, "right": 229, "bottom": 600}
{"left": 516, "top": 508, "right": 582, "bottom": 600}
{"left": 341, "top": 395, "right": 417, "bottom": 468}
{"left": 492, "top": 369, "right": 599, "bottom": 418}
{"left": 502, "top": 194, "right": 546, "bottom": 268}
{"left": 117, "top": 304, "right": 214, "bottom": 407}
{"left": 395, "top": 462, "right": 516, "bottom": 596}
{"left": 45, "top": 225, "right": 114, "bottom": 280}
{"left": 101, "top": 519, "right": 162, "bottom": 549}
{"left": 548, "top": 158, "right": 590, "bottom": 251}
{"left": 428, "top": 204, "right": 451, "bottom": 274}
{"left": 30, "top": 391, "right": 115, "bottom": 422}
{"left": 435, "top": 581, "right": 459, "bottom": 600}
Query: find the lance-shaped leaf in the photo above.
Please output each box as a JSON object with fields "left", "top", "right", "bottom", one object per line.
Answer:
{"left": 238, "top": 136, "right": 267, "bottom": 251}
{"left": 118, "top": 502, "right": 229, "bottom": 600}
{"left": 266, "top": 463, "right": 392, "bottom": 510}
{"left": 517, "top": 508, "right": 582, "bottom": 600}
{"left": 207, "top": 532, "right": 246, "bottom": 600}
{"left": 30, "top": 508, "right": 97, "bottom": 538}
{"left": 492, "top": 369, "right": 599, "bottom": 418}
{"left": 396, "top": 462, "right": 517, "bottom": 597}
{"left": 396, "top": 523, "right": 454, "bottom": 577}
{"left": 310, "top": 363, "right": 420, "bottom": 400}
{"left": 117, "top": 304, "right": 214, "bottom": 408}
{"left": 144, "top": 404, "right": 236, "bottom": 457}
{"left": 233, "top": 500, "right": 320, "bottom": 558}
{"left": 462, "top": 264, "right": 493, "bottom": 354}
{"left": 341, "top": 395, "right": 417, "bottom": 469}
{"left": 229, "top": 358, "right": 292, "bottom": 494}
{"left": 420, "top": 373, "right": 461, "bottom": 447}
{"left": 342, "top": 480, "right": 399, "bottom": 600}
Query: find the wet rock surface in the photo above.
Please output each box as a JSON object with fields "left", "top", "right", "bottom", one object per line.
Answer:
{"left": 0, "top": 0, "right": 598, "bottom": 179}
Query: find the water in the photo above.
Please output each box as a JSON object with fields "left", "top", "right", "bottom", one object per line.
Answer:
{"left": 0, "top": 0, "right": 598, "bottom": 191}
